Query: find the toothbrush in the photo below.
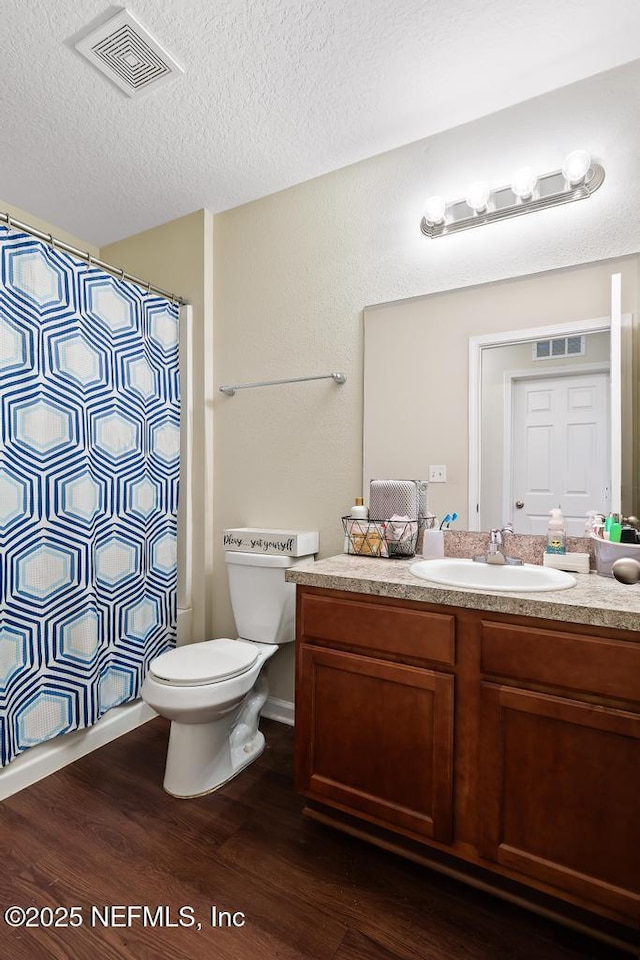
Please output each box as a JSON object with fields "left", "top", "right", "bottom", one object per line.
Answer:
{"left": 439, "top": 512, "right": 458, "bottom": 530}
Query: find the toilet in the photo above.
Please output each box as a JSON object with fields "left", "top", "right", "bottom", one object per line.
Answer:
{"left": 142, "top": 545, "right": 314, "bottom": 797}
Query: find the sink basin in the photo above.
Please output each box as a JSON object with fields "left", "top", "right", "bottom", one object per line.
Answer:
{"left": 409, "top": 558, "right": 577, "bottom": 592}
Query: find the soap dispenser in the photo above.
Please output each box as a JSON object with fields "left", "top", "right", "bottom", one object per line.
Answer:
{"left": 546, "top": 507, "right": 566, "bottom": 554}
{"left": 350, "top": 497, "right": 369, "bottom": 520}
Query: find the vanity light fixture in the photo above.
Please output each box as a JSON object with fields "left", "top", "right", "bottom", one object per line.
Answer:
{"left": 421, "top": 150, "right": 604, "bottom": 238}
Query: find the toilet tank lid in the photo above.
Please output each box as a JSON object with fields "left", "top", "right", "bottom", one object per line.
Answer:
{"left": 225, "top": 550, "right": 301, "bottom": 568}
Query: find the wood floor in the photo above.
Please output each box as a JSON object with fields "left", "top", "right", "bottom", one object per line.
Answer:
{"left": 0, "top": 717, "right": 634, "bottom": 960}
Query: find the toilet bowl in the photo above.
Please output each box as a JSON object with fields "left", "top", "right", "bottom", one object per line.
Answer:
{"left": 142, "top": 638, "right": 278, "bottom": 797}
{"left": 141, "top": 542, "right": 315, "bottom": 797}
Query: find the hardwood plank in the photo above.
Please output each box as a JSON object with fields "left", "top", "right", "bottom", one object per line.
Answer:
{"left": 0, "top": 717, "right": 633, "bottom": 960}
{"left": 0, "top": 720, "right": 343, "bottom": 960}
{"left": 216, "top": 783, "right": 629, "bottom": 959}
{"left": 333, "top": 929, "right": 407, "bottom": 960}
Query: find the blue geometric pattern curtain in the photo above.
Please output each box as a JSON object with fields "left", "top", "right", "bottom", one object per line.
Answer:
{"left": 0, "top": 226, "right": 179, "bottom": 766}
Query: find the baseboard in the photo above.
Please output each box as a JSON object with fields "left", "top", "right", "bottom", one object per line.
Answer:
{"left": 0, "top": 700, "right": 158, "bottom": 801}
{"left": 262, "top": 696, "right": 295, "bottom": 726}
{"left": 0, "top": 695, "right": 294, "bottom": 801}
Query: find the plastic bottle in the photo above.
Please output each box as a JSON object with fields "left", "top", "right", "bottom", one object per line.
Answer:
{"left": 546, "top": 507, "right": 566, "bottom": 554}
{"left": 609, "top": 521, "right": 622, "bottom": 543}
{"left": 584, "top": 510, "right": 598, "bottom": 536}
{"left": 422, "top": 528, "right": 445, "bottom": 559}
{"left": 350, "top": 497, "right": 369, "bottom": 519}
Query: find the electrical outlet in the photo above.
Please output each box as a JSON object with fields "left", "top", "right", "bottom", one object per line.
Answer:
{"left": 429, "top": 464, "right": 447, "bottom": 483}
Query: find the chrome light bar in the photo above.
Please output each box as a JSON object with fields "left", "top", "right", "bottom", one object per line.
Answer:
{"left": 420, "top": 154, "right": 605, "bottom": 239}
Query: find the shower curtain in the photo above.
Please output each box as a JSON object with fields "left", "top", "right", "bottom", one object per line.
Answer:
{"left": 0, "top": 225, "right": 179, "bottom": 766}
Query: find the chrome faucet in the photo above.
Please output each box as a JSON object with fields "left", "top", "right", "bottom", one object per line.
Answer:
{"left": 486, "top": 528, "right": 506, "bottom": 564}
{"left": 473, "top": 524, "right": 524, "bottom": 565}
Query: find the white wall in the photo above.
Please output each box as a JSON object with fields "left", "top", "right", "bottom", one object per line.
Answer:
{"left": 213, "top": 60, "right": 640, "bottom": 702}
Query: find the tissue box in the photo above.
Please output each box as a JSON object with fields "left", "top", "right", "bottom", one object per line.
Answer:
{"left": 223, "top": 528, "right": 319, "bottom": 557}
{"left": 369, "top": 479, "right": 428, "bottom": 521}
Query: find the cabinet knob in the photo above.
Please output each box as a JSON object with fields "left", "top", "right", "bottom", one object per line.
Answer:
{"left": 515, "top": 500, "right": 525, "bottom": 509}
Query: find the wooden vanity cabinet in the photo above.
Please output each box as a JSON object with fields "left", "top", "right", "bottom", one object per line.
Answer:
{"left": 294, "top": 587, "right": 456, "bottom": 843}
{"left": 294, "top": 585, "right": 640, "bottom": 938}
{"left": 477, "top": 619, "right": 640, "bottom": 925}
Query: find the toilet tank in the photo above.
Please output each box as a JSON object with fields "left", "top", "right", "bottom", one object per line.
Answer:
{"left": 225, "top": 550, "right": 313, "bottom": 644}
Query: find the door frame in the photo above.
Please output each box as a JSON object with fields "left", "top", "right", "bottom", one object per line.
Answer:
{"left": 502, "top": 364, "right": 610, "bottom": 531}
{"left": 468, "top": 316, "right": 611, "bottom": 531}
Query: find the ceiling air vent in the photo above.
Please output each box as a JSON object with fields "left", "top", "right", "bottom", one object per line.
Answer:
{"left": 75, "top": 9, "right": 183, "bottom": 98}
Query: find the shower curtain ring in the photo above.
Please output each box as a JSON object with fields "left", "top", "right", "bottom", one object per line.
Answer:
{"left": 87, "top": 252, "right": 93, "bottom": 267}
{"left": 6, "top": 214, "right": 13, "bottom": 230}
{"left": 146, "top": 280, "right": 151, "bottom": 294}
{"left": 120, "top": 268, "right": 125, "bottom": 281}
{"left": 49, "top": 234, "right": 55, "bottom": 251}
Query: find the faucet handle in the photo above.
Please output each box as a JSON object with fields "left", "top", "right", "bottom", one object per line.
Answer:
{"left": 501, "top": 522, "right": 513, "bottom": 536}
{"left": 489, "top": 528, "right": 503, "bottom": 545}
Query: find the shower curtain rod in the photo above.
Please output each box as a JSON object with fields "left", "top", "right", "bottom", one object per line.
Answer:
{"left": 1, "top": 211, "right": 188, "bottom": 305}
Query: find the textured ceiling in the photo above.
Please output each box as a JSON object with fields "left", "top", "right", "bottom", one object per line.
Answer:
{"left": 2, "top": 0, "right": 640, "bottom": 245}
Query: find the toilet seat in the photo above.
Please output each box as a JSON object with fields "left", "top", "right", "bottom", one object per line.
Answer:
{"left": 150, "top": 638, "right": 259, "bottom": 686}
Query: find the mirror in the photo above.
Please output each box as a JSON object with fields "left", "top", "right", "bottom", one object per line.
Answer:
{"left": 363, "top": 255, "right": 637, "bottom": 531}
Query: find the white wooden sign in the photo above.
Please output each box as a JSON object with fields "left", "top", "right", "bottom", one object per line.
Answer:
{"left": 223, "top": 528, "right": 319, "bottom": 557}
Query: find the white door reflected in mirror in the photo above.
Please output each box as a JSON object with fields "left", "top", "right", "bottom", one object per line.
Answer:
{"left": 509, "top": 372, "right": 610, "bottom": 535}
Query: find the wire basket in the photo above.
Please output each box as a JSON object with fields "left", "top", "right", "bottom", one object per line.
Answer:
{"left": 342, "top": 516, "right": 419, "bottom": 558}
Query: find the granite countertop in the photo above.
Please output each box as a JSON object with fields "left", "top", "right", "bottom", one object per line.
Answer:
{"left": 286, "top": 553, "right": 640, "bottom": 633}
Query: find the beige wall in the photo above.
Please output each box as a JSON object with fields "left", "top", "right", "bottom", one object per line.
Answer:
{"left": 213, "top": 61, "right": 640, "bottom": 703}
{"left": 102, "top": 211, "right": 215, "bottom": 642}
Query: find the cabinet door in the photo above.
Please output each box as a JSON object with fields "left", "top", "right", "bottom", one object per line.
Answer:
{"left": 296, "top": 646, "right": 454, "bottom": 843}
{"left": 478, "top": 683, "right": 640, "bottom": 923}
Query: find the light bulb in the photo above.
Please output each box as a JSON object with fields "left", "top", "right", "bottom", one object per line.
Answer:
{"left": 424, "top": 195, "right": 446, "bottom": 226}
{"left": 465, "top": 181, "right": 491, "bottom": 213}
{"left": 562, "top": 150, "right": 591, "bottom": 185}
{"left": 511, "top": 166, "right": 538, "bottom": 199}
